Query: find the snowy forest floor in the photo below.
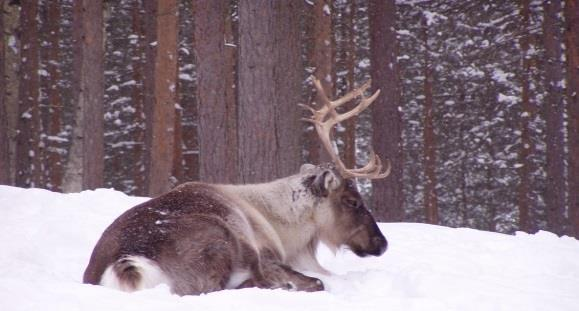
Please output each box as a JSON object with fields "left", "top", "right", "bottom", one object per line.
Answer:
{"left": 1, "top": 185, "right": 578, "bottom": 311}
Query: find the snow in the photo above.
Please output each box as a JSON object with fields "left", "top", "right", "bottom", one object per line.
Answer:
{"left": 323, "top": 4, "right": 331, "bottom": 16}
{"left": 179, "top": 73, "right": 194, "bottom": 81}
{"left": 108, "top": 96, "right": 131, "bottom": 107}
{"left": 422, "top": 11, "right": 448, "bottom": 26}
{"left": 497, "top": 93, "right": 518, "bottom": 104}
{"left": 491, "top": 69, "right": 512, "bottom": 84}
{"left": 1, "top": 186, "right": 578, "bottom": 311}
{"left": 21, "top": 111, "right": 32, "bottom": 119}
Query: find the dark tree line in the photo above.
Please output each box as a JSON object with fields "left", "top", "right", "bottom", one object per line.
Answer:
{"left": 0, "top": 0, "right": 577, "bottom": 238}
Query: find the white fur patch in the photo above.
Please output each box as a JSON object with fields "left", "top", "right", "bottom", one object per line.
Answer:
{"left": 225, "top": 268, "right": 251, "bottom": 289}
{"left": 100, "top": 256, "right": 171, "bottom": 292}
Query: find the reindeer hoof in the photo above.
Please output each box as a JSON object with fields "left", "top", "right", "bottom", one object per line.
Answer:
{"left": 303, "top": 279, "right": 324, "bottom": 292}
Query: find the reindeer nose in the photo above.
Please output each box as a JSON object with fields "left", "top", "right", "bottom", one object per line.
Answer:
{"left": 372, "top": 236, "right": 388, "bottom": 255}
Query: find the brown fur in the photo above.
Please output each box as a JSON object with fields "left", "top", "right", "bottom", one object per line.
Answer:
{"left": 83, "top": 164, "right": 387, "bottom": 295}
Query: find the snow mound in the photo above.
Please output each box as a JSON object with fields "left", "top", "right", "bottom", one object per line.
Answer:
{"left": 1, "top": 185, "right": 578, "bottom": 311}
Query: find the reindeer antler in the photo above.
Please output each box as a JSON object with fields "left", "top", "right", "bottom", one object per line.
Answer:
{"left": 300, "top": 76, "right": 391, "bottom": 179}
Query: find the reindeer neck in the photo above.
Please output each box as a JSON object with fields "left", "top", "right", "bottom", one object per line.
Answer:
{"left": 219, "top": 175, "right": 318, "bottom": 258}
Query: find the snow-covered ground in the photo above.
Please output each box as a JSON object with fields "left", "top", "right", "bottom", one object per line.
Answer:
{"left": 1, "top": 185, "right": 578, "bottom": 311}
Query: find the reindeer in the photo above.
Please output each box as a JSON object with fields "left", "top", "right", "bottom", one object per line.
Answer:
{"left": 83, "top": 77, "right": 390, "bottom": 295}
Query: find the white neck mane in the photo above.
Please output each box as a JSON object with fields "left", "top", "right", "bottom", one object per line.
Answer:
{"left": 218, "top": 174, "right": 326, "bottom": 265}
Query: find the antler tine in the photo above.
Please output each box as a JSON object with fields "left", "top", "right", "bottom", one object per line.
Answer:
{"left": 316, "top": 122, "right": 351, "bottom": 176}
{"left": 311, "top": 76, "right": 372, "bottom": 112}
{"left": 298, "top": 103, "right": 317, "bottom": 115}
{"left": 305, "top": 76, "right": 391, "bottom": 180}
{"left": 335, "top": 89, "right": 381, "bottom": 123}
{"left": 331, "top": 79, "right": 372, "bottom": 108}
{"left": 366, "top": 154, "right": 391, "bottom": 179}
{"left": 342, "top": 152, "right": 391, "bottom": 179}
{"left": 366, "top": 156, "right": 391, "bottom": 179}
{"left": 311, "top": 77, "right": 333, "bottom": 111}
{"left": 348, "top": 150, "right": 381, "bottom": 174}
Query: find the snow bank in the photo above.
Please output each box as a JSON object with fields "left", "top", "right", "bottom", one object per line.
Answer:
{"left": 1, "top": 185, "right": 578, "bottom": 311}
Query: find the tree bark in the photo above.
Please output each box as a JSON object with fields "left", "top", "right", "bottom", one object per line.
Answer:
{"left": 0, "top": 0, "right": 11, "bottom": 185}
{"left": 369, "top": 0, "right": 404, "bottom": 222}
{"left": 343, "top": 0, "right": 357, "bottom": 169}
{"left": 0, "top": 0, "right": 8, "bottom": 184}
{"left": 3, "top": 1, "right": 19, "bottom": 185}
{"left": 564, "top": 0, "right": 579, "bottom": 237}
{"left": 176, "top": 0, "right": 199, "bottom": 183}
{"left": 172, "top": 95, "right": 183, "bottom": 185}
{"left": 306, "top": 0, "right": 333, "bottom": 165}
{"left": 45, "top": 0, "right": 63, "bottom": 191}
{"left": 15, "top": 0, "right": 42, "bottom": 187}
{"left": 63, "top": 0, "right": 104, "bottom": 192}
{"left": 193, "top": 0, "right": 238, "bottom": 184}
{"left": 143, "top": 0, "right": 178, "bottom": 196}
{"left": 421, "top": 13, "right": 439, "bottom": 225}
{"left": 171, "top": 1, "right": 184, "bottom": 187}
{"left": 543, "top": 0, "right": 566, "bottom": 235}
{"left": 518, "top": 0, "right": 533, "bottom": 233}
{"left": 131, "top": 0, "right": 145, "bottom": 195}
{"left": 238, "top": 0, "right": 302, "bottom": 183}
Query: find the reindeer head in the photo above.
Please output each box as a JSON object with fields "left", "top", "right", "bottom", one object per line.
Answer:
{"left": 300, "top": 77, "right": 390, "bottom": 257}
{"left": 301, "top": 163, "right": 387, "bottom": 257}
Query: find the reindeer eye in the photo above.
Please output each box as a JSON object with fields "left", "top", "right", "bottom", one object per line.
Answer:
{"left": 342, "top": 197, "right": 359, "bottom": 208}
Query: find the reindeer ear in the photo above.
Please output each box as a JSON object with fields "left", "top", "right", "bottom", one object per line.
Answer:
{"left": 310, "top": 169, "right": 341, "bottom": 197}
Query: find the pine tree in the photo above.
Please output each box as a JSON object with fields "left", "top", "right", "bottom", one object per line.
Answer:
{"left": 238, "top": 1, "right": 302, "bottom": 182}
{"left": 63, "top": 0, "right": 104, "bottom": 192}
{"left": 543, "top": 0, "right": 566, "bottom": 235}
{"left": 194, "top": 0, "right": 238, "bottom": 183}
{"left": 142, "top": 0, "right": 178, "bottom": 196}
{"left": 369, "top": 0, "right": 404, "bottom": 222}
{"left": 43, "top": 0, "right": 64, "bottom": 191}
{"left": 16, "top": 0, "right": 42, "bottom": 188}
{"left": 0, "top": 0, "right": 8, "bottom": 184}
{"left": 2, "top": 1, "right": 20, "bottom": 185}
{"left": 564, "top": 0, "right": 579, "bottom": 237}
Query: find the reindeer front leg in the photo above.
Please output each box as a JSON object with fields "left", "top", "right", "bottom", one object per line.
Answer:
{"left": 239, "top": 250, "right": 324, "bottom": 292}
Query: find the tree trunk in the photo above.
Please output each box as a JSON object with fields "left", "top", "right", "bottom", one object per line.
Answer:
{"left": 343, "top": 0, "right": 357, "bottom": 169}
{"left": 306, "top": 0, "right": 333, "bottom": 165}
{"left": 564, "top": 0, "right": 579, "bottom": 237}
{"left": 193, "top": 0, "right": 238, "bottom": 184}
{"left": 0, "top": 0, "right": 8, "bottom": 184}
{"left": 45, "top": 0, "right": 63, "bottom": 191}
{"left": 176, "top": 0, "right": 199, "bottom": 183}
{"left": 171, "top": 1, "right": 184, "bottom": 187}
{"left": 131, "top": 0, "right": 145, "bottom": 195}
{"left": 543, "top": 0, "right": 566, "bottom": 235}
{"left": 223, "top": 1, "right": 238, "bottom": 181}
{"left": 172, "top": 99, "right": 183, "bottom": 185}
{"left": 3, "top": 1, "right": 19, "bottom": 185}
{"left": 518, "top": 0, "right": 533, "bottom": 232}
{"left": 143, "top": 0, "right": 178, "bottom": 196}
{"left": 369, "top": 0, "right": 404, "bottom": 222}
{"left": 421, "top": 13, "right": 439, "bottom": 225}
{"left": 63, "top": 0, "right": 104, "bottom": 192}
{"left": 15, "top": 0, "right": 42, "bottom": 188}
{"left": 237, "top": 1, "right": 302, "bottom": 183}
{"left": 457, "top": 90, "right": 470, "bottom": 226}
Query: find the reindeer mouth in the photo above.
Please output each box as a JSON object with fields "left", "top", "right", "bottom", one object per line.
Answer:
{"left": 351, "top": 243, "right": 386, "bottom": 257}
{"left": 344, "top": 226, "right": 388, "bottom": 257}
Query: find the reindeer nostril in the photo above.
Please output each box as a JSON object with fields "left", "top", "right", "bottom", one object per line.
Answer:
{"left": 373, "top": 236, "right": 387, "bottom": 253}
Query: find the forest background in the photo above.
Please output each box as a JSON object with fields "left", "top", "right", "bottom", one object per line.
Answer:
{"left": 0, "top": 0, "right": 577, "bottom": 238}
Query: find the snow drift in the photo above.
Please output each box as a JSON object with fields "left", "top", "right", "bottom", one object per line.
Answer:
{"left": 0, "top": 185, "right": 578, "bottom": 311}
